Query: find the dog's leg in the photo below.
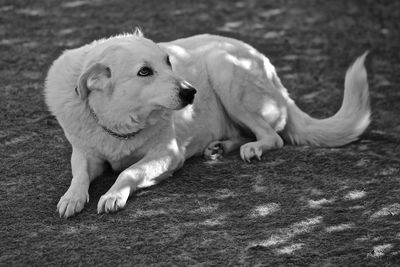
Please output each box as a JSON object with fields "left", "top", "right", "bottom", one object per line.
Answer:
{"left": 210, "top": 91, "right": 284, "bottom": 162}
{"left": 240, "top": 131, "right": 283, "bottom": 162}
{"left": 204, "top": 136, "right": 251, "bottom": 159}
{"left": 97, "top": 146, "right": 183, "bottom": 214}
{"left": 57, "top": 147, "right": 104, "bottom": 218}
{"left": 224, "top": 100, "right": 284, "bottom": 162}
{"left": 205, "top": 50, "right": 287, "bottom": 162}
{"left": 232, "top": 112, "right": 284, "bottom": 162}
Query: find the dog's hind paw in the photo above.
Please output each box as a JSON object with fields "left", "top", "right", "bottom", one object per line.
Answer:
{"left": 204, "top": 141, "right": 224, "bottom": 160}
{"left": 240, "top": 142, "right": 263, "bottom": 162}
{"left": 57, "top": 189, "right": 89, "bottom": 218}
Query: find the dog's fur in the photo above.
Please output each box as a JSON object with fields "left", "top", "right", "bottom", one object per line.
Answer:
{"left": 45, "top": 31, "right": 370, "bottom": 218}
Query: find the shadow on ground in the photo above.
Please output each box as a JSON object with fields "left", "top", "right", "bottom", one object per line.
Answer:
{"left": 1, "top": 0, "right": 399, "bottom": 265}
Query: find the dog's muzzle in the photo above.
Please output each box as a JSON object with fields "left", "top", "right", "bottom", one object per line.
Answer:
{"left": 178, "top": 81, "right": 196, "bottom": 105}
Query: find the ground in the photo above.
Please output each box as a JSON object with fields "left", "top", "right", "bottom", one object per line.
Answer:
{"left": 1, "top": 0, "right": 400, "bottom": 266}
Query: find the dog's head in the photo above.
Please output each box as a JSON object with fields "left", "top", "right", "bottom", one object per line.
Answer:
{"left": 76, "top": 31, "right": 196, "bottom": 132}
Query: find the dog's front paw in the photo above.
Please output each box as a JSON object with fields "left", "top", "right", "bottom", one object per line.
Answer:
{"left": 57, "top": 189, "right": 89, "bottom": 218}
{"left": 97, "top": 187, "right": 130, "bottom": 214}
{"left": 240, "top": 142, "right": 263, "bottom": 162}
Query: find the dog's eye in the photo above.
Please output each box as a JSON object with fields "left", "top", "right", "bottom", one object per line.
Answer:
{"left": 137, "top": 67, "right": 153, "bottom": 77}
{"left": 166, "top": 56, "right": 172, "bottom": 67}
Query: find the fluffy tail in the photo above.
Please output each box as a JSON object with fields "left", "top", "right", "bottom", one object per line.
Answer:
{"left": 282, "top": 52, "right": 370, "bottom": 147}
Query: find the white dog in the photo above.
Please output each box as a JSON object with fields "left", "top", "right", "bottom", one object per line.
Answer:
{"left": 45, "top": 30, "right": 370, "bottom": 218}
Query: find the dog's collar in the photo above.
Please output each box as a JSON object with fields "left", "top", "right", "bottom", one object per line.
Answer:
{"left": 88, "top": 104, "right": 142, "bottom": 140}
{"left": 75, "top": 86, "right": 142, "bottom": 140}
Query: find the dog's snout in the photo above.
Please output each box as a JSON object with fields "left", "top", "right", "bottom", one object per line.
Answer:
{"left": 178, "top": 81, "right": 196, "bottom": 105}
{"left": 179, "top": 81, "right": 195, "bottom": 90}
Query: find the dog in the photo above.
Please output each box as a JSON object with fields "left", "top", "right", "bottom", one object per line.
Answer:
{"left": 45, "top": 29, "right": 370, "bottom": 218}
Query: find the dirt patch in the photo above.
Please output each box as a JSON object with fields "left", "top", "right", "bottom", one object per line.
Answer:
{"left": 1, "top": 0, "right": 399, "bottom": 265}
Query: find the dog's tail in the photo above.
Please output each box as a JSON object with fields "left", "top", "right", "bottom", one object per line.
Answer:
{"left": 282, "top": 52, "right": 370, "bottom": 147}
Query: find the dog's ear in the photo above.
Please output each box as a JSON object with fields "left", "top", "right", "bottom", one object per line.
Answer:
{"left": 133, "top": 27, "right": 144, "bottom": 37}
{"left": 77, "top": 63, "right": 111, "bottom": 99}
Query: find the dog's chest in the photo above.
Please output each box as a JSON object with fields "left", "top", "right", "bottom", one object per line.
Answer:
{"left": 97, "top": 140, "right": 146, "bottom": 171}
{"left": 70, "top": 132, "right": 145, "bottom": 171}
{"left": 108, "top": 153, "right": 143, "bottom": 172}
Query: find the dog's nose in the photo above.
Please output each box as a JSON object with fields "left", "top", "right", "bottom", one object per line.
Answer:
{"left": 178, "top": 81, "right": 196, "bottom": 105}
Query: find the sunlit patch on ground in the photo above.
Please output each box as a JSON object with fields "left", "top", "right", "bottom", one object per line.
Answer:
{"left": 58, "top": 28, "right": 77, "bottom": 36}
{"left": 275, "top": 243, "right": 304, "bottom": 255}
{"left": 191, "top": 202, "right": 219, "bottom": 214}
{"left": 214, "top": 188, "right": 236, "bottom": 199}
{"left": 132, "top": 209, "right": 168, "bottom": 217}
{"left": 16, "top": 8, "right": 45, "bottom": 16}
{"left": 344, "top": 190, "right": 366, "bottom": 200}
{"left": 376, "top": 167, "right": 399, "bottom": 176}
{"left": 368, "top": 244, "right": 393, "bottom": 258}
{"left": 61, "top": 0, "right": 106, "bottom": 8}
{"left": 0, "top": 38, "right": 26, "bottom": 45}
{"left": 200, "top": 214, "right": 227, "bottom": 226}
{"left": 325, "top": 223, "right": 354, "bottom": 233}
{"left": 348, "top": 204, "right": 365, "bottom": 210}
{"left": 248, "top": 216, "right": 322, "bottom": 248}
{"left": 308, "top": 198, "right": 335, "bottom": 208}
{"left": 309, "top": 188, "right": 324, "bottom": 196}
{"left": 250, "top": 203, "right": 280, "bottom": 217}
{"left": 370, "top": 203, "right": 400, "bottom": 219}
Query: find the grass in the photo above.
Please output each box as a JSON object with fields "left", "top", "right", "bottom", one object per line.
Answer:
{"left": 1, "top": 0, "right": 400, "bottom": 265}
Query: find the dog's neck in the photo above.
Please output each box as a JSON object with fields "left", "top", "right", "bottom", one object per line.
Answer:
{"left": 88, "top": 104, "right": 142, "bottom": 140}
